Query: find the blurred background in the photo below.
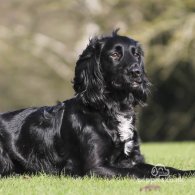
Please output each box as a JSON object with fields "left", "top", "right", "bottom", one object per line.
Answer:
{"left": 0, "top": 0, "right": 195, "bottom": 141}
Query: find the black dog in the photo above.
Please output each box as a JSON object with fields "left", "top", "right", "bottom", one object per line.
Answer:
{"left": 0, "top": 30, "right": 194, "bottom": 178}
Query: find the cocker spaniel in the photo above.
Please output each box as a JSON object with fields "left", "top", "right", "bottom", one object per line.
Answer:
{"left": 0, "top": 30, "right": 194, "bottom": 178}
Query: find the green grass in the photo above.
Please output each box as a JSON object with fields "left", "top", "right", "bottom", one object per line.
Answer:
{"left": 0, "top": 142, "right": 195, "bottom": 195}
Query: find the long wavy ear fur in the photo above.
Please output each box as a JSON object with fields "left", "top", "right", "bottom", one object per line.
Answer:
{"left": 73, "top": 37, "right": 105, "bottom": 108}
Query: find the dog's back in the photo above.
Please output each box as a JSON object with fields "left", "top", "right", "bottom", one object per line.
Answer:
{"left": 0, "top": 103, "right": 65, "bottom": 176}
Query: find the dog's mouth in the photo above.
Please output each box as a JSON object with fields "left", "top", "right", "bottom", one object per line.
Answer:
{"left": 111, "top": 74, "right": 143, "bottom": 90}
{"left": 132, "top": 81, "right": 141, "bottom": 88}
{"left": 131, "top": 79, "right": 142, "bottom": 88}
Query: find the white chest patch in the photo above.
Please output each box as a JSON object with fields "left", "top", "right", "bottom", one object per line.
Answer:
{"left": 116, "top": 114, "right": 134, "bottom": 156}
{"left": 116, "top": 114, "right": 134, "bottom": 142}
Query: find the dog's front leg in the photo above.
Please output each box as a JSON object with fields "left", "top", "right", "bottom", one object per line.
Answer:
{"left": 86, "top": 165, "right": 146, "bottom": 178}
{"left": 133, "top": 163, "right": 195, "bottom": 178}
{"left": 87, "top": 163, "right": 195, "bottom": 179}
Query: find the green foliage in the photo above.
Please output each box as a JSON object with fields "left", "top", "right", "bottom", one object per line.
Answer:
{"left": 0, "top": 0, "right": 195, "bottom": 140}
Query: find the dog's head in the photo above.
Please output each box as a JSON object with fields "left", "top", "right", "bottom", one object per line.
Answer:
{"left": 73, "top": 30, "right": 150, "bottom": 108}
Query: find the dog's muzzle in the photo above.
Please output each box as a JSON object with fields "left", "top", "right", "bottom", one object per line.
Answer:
{"left": 127, "top": 64, "right": 143, "bottom": 87}
{"left": 130, "top": 66, "right": 141, "bottom": 78}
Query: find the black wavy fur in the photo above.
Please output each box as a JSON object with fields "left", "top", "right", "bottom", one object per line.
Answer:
{"left": 0, "top": 31, "right": 194, "bottom": 178}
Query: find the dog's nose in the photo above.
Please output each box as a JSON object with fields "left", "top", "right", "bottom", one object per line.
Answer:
{"left": 130, "top": 66, "right": 141, "bottom": 77}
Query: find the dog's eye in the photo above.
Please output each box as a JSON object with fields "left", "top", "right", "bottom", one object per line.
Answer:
{"left": 110, "top": 52, "right": 121, "bottom": 59}
{"left": 131, "top": 47, "right": 141, "bottom": 59}
{"left": 134, "top": 52, "right": 140, "bottom": 59}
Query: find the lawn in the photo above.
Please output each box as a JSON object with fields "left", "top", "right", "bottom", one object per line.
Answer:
{"left": 0, "top": 142, "right": 195, "bottom": 195}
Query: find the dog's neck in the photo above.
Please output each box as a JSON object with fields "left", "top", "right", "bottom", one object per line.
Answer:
{"left": 102, "top": 90, "right": 136, "bottom": 156}
{"left": 104, "top": 90, "right": 135, "bottom": 113}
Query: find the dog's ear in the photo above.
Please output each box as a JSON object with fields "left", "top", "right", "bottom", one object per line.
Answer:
{"left": 73, "top": 37, "right": 105, "bottom": 107}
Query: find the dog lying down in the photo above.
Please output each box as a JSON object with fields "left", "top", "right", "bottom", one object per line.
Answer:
{"left": 0, "top": 30, "right": 194, "bottom": 178}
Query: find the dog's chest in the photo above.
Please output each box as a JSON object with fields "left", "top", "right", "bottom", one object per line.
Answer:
{"left": 116, "top": 114, "right": 135, "bottom": 156}
{"left": 116, "top": 114, "right": 134, "bottom": 141}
